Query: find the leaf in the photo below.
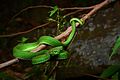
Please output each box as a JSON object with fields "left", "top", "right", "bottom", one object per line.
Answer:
{"left": 111, "top": 69, "right": 120, "bottom": 80}
{"left": 49, "top": 6, "right": 58, "bottom": 17}
{"left": 118, "top": 70, "right": 120, "bottom": 80}
{"left": 21, "top": 37, "right": 28, "bottom": 43}
{"left": 109, "top": 36, "right": 120, "bottom": 59}
{"left": 112, "top": 72, "right": 119, "bottom": 80}
{"left": 18, "top": 37, "right": 28, "bottom": 43}
{"left": 100, "top": 65, "right": 120, "bottom": 78}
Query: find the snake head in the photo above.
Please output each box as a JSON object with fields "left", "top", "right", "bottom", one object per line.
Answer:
{"left": 48, "top": 46, "right": 63, "bottom": 56}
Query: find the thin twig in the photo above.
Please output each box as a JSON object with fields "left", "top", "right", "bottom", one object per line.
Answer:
{"left": 1, "top": 0, "right": 111, "bottom": 38}
{"left": 61, "top": 6, "right": 95, "bottom": 10}
{"left": 7, "top": 5, "right": 95, "bottom": 24}
{"left": 0, "top": 58, "right": 19, "bottom": 69}
{"left": 0, "top": 22, "right": 50, "bottom": 37}
{"left": 0, "top": 0, "right": 111, "bottom": 69}
{"left": 1, "top": 2, "right": 100, "bottom": 38}
{"left": 0, "top": 6, "right": 95, "bottom": 38}
{"left": 82, "top": 73, "right": 110, "bottom": 80}
{"left": 64, "top": 9, "right": 83, "bottom": 17}
{"left": 48, "top": 61, "right": 59, "bottom": 76}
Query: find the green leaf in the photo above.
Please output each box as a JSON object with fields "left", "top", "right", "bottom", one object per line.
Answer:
{"left": 100, "top": 65, "right": 120, "bottom": 78}
{"left": 22, "top": 37, "right": 28, "bottom": 43}
{"left": 49, "top": 6, "right": 58, "bottom": 17}
{"left": 112, "top": 72, "right": 119, "bottom": 80}
{"left": 109, "top": 36, "right": 120, "bottom": 59}
{"left": 18, "top": 37, "right": 28, "bottom": 43}
{"left": 118, "top": 71, "right": 120, "bottom": 80}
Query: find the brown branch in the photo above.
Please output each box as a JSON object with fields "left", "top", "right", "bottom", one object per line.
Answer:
{"left": 0, "top": 0, "right": 111, "bottom": 69}
{"left": 0, "top": 22, "right": 50, "bottom": 37}
{"left": 0, "top": 5, "right": 95, "bottom": 38}
{"left": 1, "top": 0, "right": 113, "bottom": 38}
{"left": 81, "top": 73, "right": 110, "bottom": 80}
{"left": 7, "top": 5, "right": 95, "bottom": 24}
{"left": 60, "top": 5, "right": 95, "bottom": 10}
{"left": 64, "top": 9, "right": 83, "bottom": 17}
{"left": 48, "top": 61, "right": 59, "bottom": 76}
{"left": 0, "top": 58, "right": 19, "bottom": 69}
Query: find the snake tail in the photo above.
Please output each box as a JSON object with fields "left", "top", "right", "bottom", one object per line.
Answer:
{"left": 63, "top": 18, "right": 84, "bottom": 46}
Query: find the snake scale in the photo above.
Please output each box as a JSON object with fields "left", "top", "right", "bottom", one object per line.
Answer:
{"left": 13, "top": 18, "right": 84, "bottom": 64}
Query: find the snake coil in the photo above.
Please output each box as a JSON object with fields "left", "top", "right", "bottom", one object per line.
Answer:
{"left": 13, "top": 18, "right": 84, "bottom": 64}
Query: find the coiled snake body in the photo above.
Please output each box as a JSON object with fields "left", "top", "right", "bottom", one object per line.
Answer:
{"left": 13, "top": 18, "right": 84, "bottom": 64}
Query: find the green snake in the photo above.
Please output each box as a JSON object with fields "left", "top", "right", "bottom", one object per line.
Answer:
{"left": 13, "top": 18, "right": 84, "bottom": 64}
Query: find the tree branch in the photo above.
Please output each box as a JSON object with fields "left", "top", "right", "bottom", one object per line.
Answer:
{"left": 7, "top": 5, "right": 95, "bottom": 24}
{"left": 0, "top": 23, "right": 50, "bottom": 37}
{"left": 0, "top": 58, "right": 19, "bottom": 69}
{"left": 0, "top": 5, "right": 96, "bottom": 38}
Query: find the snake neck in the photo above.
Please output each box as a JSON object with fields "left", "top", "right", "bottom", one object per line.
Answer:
{"left": 63, "top": 21, "right": 76, "bottom": 46}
